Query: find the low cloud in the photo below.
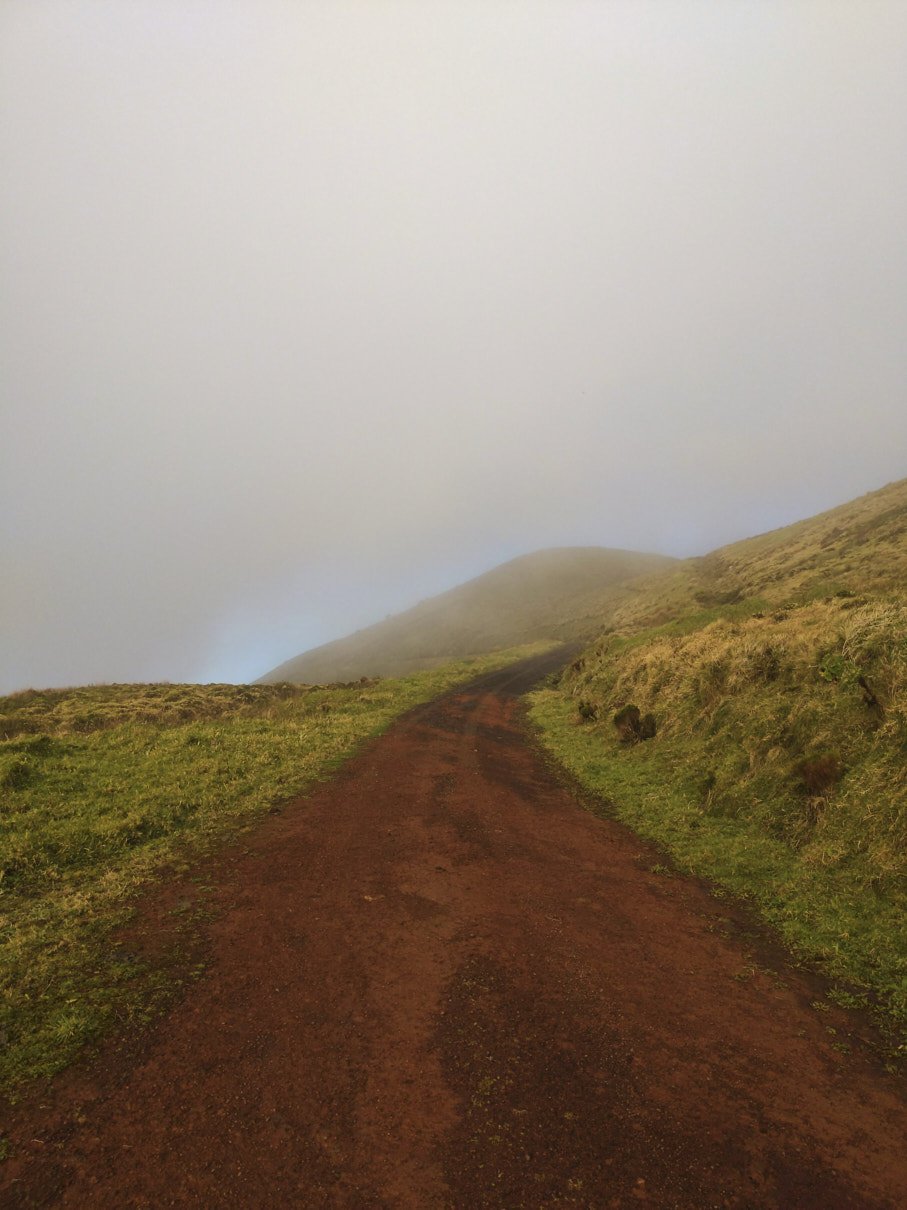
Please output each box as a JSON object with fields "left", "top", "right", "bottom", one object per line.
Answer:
{"left": 3, "top": 1, "right": 906, "bottom": 691}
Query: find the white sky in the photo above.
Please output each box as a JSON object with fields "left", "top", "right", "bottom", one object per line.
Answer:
{"left": 2, "top": 1, "right": 906, "bottom": 690}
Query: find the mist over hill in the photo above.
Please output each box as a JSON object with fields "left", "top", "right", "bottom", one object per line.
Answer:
{"left": 261, "top": 478, "right": 906, "bottom": 687}
{"left": 258, "top": 548, "right": 675, "bottom": 684}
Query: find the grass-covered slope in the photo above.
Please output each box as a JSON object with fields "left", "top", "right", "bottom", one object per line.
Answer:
{"left": 530, "top": 479, "right": 907, "bottom": 1042}
{"left": 607, "top": 477, "right": 907, "bottom": 633}
{"left": 259, "top": 547, "right": 675, "bottom": 685}
{"left": 0, "top": 647, "right": 546, "bottom": 1094}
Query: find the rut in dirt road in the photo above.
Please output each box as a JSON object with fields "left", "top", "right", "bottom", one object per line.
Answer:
{"left": 4, "top": 648, "right": 907, "bottom": 1209}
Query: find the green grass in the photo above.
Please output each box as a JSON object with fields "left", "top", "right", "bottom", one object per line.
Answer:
{"left": 0, "top": 645, "right": 547, "bottom": 1095}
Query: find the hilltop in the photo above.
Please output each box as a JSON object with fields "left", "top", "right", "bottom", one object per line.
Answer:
{"left": 258, "top": 547, "right": 675, "bottom": 684}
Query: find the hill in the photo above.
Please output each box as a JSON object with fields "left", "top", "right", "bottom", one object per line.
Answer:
{"left": 531, "top": 477, "right": 907, "bottom": 1030}
{"left": 258, "top": 547, "right": 676, "bottom": 684}
{"left": 603, "top": 476, "right": 907, "bottom": 634}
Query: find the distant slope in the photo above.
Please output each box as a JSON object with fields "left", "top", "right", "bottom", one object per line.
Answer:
{"left": 258, "top": 548, "right": 676, "bottom": 684}
{"left": 261, "top": 479, "right": 907, "bottom": 685}
{"left": 604, "top": 477, "right": 907, "bottom": 634}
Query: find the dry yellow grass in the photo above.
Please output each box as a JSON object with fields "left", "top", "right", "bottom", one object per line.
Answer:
{"left": 605, "top": 477, "right": 907, "bottom": 633}
{"left": 566, "top": 596, "right": 907, "bottom": 885}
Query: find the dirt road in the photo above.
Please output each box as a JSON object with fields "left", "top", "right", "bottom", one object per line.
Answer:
{"left": 4, "top": 649, "right": 907, "bottom": 1208}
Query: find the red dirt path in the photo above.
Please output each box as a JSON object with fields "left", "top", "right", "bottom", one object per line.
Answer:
{"left": 3, "top": 649, "right": 907, "bottom": 1208}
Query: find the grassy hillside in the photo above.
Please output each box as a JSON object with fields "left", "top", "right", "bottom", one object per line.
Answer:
{"left": 530, "top": 479, "right": 907, "bottom": 1045}
{"left": 259, "top": 547, "right": 675, "bottom": 684}
{"left": 607, "top": 477, "right": 907, "bottom": 632}
{"left": 0, "top": 646, "right": 547, "bottom": 1095}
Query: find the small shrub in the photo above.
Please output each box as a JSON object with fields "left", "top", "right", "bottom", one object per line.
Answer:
{"left": 613, "top": 704, "right": 642, "bottom": 743}
{"left": 819, "top": 652, "right": 852, "bottom": 684}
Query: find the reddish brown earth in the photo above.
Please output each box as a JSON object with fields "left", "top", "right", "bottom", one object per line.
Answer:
{"left": 3, "top": 649, "right": 907, "bottom": 1208}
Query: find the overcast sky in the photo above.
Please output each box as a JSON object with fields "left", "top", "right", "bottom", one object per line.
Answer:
{"left": 2, "top": 1, "right": 906, "bottom": 691}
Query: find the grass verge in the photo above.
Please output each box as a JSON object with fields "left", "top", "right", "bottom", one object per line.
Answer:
{"left": 0, "top": 645, "right": 548, "bottom": 1096}
{"left": 528, "top": 606, "right": 907, "bottom": 1058}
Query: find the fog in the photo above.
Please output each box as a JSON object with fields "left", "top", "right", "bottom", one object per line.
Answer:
{"left": 2, "top": 2, "right": 906, "bottom": 692}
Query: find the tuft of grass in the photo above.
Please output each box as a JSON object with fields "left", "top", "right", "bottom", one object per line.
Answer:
{"left": 0, "top": 645, "right": 547, "bottom": 1095}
